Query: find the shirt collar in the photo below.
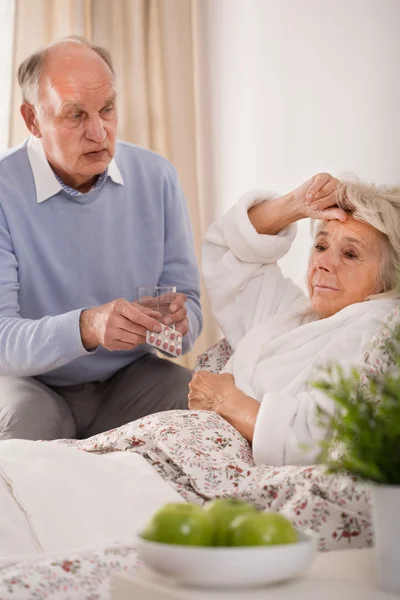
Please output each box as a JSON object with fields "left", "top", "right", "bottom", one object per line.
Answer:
{"left": 27, "top": 135, "right": 124, "bottom": 203}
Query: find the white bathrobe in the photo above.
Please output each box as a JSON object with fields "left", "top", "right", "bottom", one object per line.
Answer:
{"left": 202, "top": 190, "right": 399, "bottom": 467}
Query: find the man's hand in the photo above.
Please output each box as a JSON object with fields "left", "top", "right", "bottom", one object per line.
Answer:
{"left": 290, "top": 173, "right": 349, "bottom": 222}
{"left": 80, "top": 299, "right": 162, "bottom": 351}
{"left": 162, "top": 292, "right": 189, "bottom": 336}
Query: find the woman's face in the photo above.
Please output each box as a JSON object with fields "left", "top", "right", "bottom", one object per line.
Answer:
{"left": 307, "top": 215, "right": 385, "bottom": 318}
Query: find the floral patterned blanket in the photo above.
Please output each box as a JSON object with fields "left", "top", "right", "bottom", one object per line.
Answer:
{"left": 3, "top": 300, "right": 398, "bottom": 600}
{"left": 0, "top": 409, "right": 372, "bottom": 600}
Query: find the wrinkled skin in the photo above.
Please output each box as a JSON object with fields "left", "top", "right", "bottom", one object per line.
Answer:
{"left": 21, "top": 42, "right": 117, "bottom": 193}
{"left": 307, "top": 216, "right": 384, "bottom": 319}
{"left": 188, "top": 372, "right": 260, "bottom": 444}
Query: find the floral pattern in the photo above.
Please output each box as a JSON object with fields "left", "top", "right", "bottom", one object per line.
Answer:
{"left": 193, "top": 338, "right": 233, "bottom": 373}
{"left": 0, "top": 546, "right": 138, "bottom": 599}
{"left": 2, "top": 306, "right": 400, "bottom": 600}
{"left": 361, "top": 303, "right": 400, "bottom": 382}
{"left": 0, "top": 411, "right": 373, "bottom": 599}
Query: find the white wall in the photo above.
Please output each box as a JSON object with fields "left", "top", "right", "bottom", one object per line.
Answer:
{"left": 196, "top": 0, "right": 400, "bottom": 290}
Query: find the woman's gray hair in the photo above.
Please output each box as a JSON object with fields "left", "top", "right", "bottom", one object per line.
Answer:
{"left": 336, "top": 180, "right": 400, "bottom": 295}
{"left": 313, "top": 179, "right": 400, "bottom": 296}
{"left": 17, "top": 35, "right": 115, "bottom": 106}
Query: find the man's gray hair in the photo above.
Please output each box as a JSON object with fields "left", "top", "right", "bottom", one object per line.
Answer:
{"left": 17, "top": 35, "right": 115, "bottom": 106}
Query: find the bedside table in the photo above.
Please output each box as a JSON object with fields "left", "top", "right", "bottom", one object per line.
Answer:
{"left": 111, "top": 547, "right": 399, "bottom": 599}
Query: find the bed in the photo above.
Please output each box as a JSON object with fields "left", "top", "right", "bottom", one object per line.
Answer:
{"left": 0, "top": 305, "right": 397, "bottom": 600}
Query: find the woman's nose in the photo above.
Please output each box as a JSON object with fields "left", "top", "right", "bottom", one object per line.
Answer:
{"left": 315, "top": 249, "right": 335, "bottom": 272}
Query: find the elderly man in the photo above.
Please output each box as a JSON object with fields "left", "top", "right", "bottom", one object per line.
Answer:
{"left": 0, "top": 36, "right": 202, "bottom": 440}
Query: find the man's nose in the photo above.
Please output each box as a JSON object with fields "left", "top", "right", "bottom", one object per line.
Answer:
{"left": 85, "top": 115, "right": 106, "bottom": 143}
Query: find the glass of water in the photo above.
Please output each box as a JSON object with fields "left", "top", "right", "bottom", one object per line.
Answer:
{"left": 137, "top": 286, "right": 177, "bottom": 327}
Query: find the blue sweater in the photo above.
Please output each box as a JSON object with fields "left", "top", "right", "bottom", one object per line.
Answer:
{"left": 0, "top": 140, "right": 202, "bottom": 386}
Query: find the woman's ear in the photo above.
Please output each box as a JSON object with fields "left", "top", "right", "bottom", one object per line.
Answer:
{"left": 20, "top": 103, "right": 41, "bottom": 137}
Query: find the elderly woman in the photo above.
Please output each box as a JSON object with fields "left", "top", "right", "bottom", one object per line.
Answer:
{"left": 188, "top": 173, "right": 400, "bottom": 466}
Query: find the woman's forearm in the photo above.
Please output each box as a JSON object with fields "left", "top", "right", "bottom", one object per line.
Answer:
{"left": 219, "top": 392, "right": 260, "bottom": 444}
{"left": 248, "top": 192, "right": 304, "bottom": 235}
{"left": 188, "top": 371, "right": 260, "bottom": 444}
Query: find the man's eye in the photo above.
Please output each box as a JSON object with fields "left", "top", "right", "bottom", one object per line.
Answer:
{"left": 70, "top": 113, "right": 83, "bottom": 120}
{"left": 102, "top": 105, "right": 114, "bottom": 114}
{"left": 315, "top": 244, "right": 326, "bottom": 252}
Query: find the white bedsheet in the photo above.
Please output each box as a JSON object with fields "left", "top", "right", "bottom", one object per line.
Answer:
{"left": 0, "top": 471, "right": 39, "bottom": 564}
{"left": 0, "top": 440, "right": 183, "bottom": 567}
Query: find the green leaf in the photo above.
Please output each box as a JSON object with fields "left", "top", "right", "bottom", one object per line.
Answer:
{"left": 311, "top": 346, "right": 400, "bottom": 485}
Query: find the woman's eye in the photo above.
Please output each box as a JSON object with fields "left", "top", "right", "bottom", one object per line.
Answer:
{"left": 315, "top": 244, "right": 326, "bottom": 252}
{"left": 344, "top": 251, "right": 357, "bottom": 259}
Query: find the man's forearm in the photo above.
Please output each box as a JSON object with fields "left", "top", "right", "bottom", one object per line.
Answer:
{"left": 0, "top": 310, "right": 89, "bottom": 377}
{"left": 80, "top": 308, "right": 99, "bottom": 351}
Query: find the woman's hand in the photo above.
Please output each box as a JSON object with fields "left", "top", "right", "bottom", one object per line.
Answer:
{"left": 248, "top": 172, "right": 347, "bottom": 236}
{"left": 291, "top": 173, "right": 347, "bottom": 222}
{"left": 188, "top": 372, "right": 238, "bottom": 413}
{"left": 188, "top": 371, "right": 260, "bottom": 443}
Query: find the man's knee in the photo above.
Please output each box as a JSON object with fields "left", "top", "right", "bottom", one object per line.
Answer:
{"left": 0, "top": 377, "right": 76, "bottom": 441}
{"left": 152, "top": 357, "right": 192, "bottom": 409}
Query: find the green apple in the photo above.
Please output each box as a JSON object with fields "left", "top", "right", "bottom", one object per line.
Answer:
{"left": 203, "top": 498, "right": 258, "bottom": 546}
{"left": 140, "top": 502, "right": 214, "bottom": 546}
{"left": 229, "top": 511, "right": 298, "bottom": 546}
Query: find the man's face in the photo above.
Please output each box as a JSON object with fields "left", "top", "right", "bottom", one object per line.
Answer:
{"left": 29, "top": 49, "right": 118, "bottom": 190}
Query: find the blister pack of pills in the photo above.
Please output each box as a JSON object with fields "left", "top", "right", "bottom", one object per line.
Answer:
{"left": 146, "top": 325, "right": 182, "bottom": 357}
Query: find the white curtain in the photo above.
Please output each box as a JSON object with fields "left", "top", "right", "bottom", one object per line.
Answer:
{"left": 0, "top": 0, "right": 15, "bottom": 151}
{"left": 7, "top": 0, "right": 220, "bottom": 366}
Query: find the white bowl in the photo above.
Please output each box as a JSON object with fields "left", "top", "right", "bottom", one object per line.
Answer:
{"left": 135, "top": 530, "right": 318, "bottom": 588}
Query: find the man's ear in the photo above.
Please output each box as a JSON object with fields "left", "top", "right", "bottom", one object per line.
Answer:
{"left": 20, "top": 103, "right": 41, "bottom": 137}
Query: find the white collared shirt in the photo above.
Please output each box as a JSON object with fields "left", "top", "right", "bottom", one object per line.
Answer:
{"left": 27, "top": 135, "right": 124, "bottom": 203}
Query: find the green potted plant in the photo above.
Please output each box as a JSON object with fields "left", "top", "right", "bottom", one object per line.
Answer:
{"left": 313, "top": 324, "right": 400, "bottom": 595}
